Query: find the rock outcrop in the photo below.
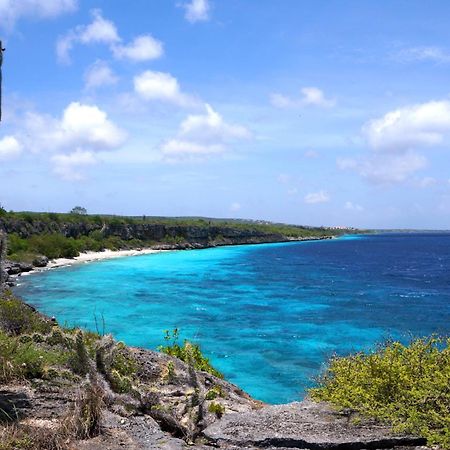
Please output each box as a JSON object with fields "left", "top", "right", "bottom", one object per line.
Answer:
{"left": 203, "top": 399, "right": 427, "bottom": 449}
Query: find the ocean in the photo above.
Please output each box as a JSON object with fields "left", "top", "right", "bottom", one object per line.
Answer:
{"left": 14, "top": 233, "right": 450, "bottom": 404}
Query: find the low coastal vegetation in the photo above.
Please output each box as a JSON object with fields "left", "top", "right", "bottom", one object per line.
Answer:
{"left": 0, "top": 289, "right": 237, "bottom": 448}
{"left": 159, "top": 328, "right": 224, "bottom": 379}
{"left": 310, "top": 337, "right": 450, "bottom": 448}
{"left": 0, "top": 208, "right": 353, "bottom": 264}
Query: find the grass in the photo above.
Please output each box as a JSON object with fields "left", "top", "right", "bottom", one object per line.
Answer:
{"left": 310, "top": 336, "right": 450, "bottom": 449}
{"left": 0, "top": 330, "right": 67, "bottom": 384}
{"left": 0, "top": 291, "right": 52, "bottom": 336}
{"left": 159, "top": 329, "right": 223, "bottom": 379}
{"left": 0, "top": 424, "right": 67, "bottom": 450}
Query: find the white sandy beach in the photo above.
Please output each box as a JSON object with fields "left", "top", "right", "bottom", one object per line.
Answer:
{"left": 36, "top": 248, "right": 167, "bottom": 272}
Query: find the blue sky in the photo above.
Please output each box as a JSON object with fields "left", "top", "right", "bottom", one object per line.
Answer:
{"left": 1, "top": 0, "right": 450, "bottom": 228}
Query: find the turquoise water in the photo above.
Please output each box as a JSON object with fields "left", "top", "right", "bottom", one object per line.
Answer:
{"left": 14, "top": 233, "right": 450, "bottom": 404}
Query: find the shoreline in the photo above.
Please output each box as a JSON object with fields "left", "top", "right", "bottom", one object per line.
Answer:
{"left": 21, "top": 247, "right": 169, "bottom": 276}
{"left": 5, "top": 235, "right": 337, "bottom": 284}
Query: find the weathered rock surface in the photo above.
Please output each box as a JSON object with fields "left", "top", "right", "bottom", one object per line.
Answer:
{"left": 203, "top": 399, "right": 427, "bottom": 449}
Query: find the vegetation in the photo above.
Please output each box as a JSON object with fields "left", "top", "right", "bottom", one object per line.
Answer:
{"left": 1, "top": 209, "right": 358, "bottom": 263}
{"left": 0, "top": 329, "right": 67, "bottom": 383}
{"left": 310, "top": 337, "right": 450, "bottom": 449}
{"left": 208, "top": 402, "right": 225, "bottom": 418}
{"left": 159, "top": 329, "right": 223, "bottom": 379}
{"left": 0, "top": 290, "right": 52, "bottom": 335}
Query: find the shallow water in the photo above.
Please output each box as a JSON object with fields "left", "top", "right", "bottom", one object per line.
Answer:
{"left": 14, "top": 233, "right": 450, "bottom": 404}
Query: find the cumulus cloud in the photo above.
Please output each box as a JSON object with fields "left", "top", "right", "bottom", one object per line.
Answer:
{"left": 0, "top": 136, "right": 22, "bottom": 160}
{"left": 24, "top": 102, "right": 126, "bottom": 154}
{"left": 20, "top": 102, "right": 126, "bottom": 180}
{"left": 0, "top": 0, "right": 76, "bottom": 30}
{"left": 51, "top": 149, "right": 96, "bottom": 181}
{"left": 84, "top": 60, "right": 118, "bottom": 90}
{"left": 57, "top": 9, "right": 163, "bottom": 64}
{"left": 364, "top": 101, "right": 450, "bottom": 153}
{"left": 393, "top": 46, "right": 450, "bottom": 64}
{"left": 339, "top": 100, "right": 450, "bottom": 185}
{"left": 180, "top": 0, "right": 210, "bottom": 23}
{"left": 57, "top": 9, "right": 119, "bottom": 63}
{"left": 304, "top": 190, "right": 330, "bottom": 204}
{"left": 271, "top": 87, "right": 335, "bottom": 109}
{"left": 161, "top": 104, "right": 251, "bottom": 162}
{"left": 134, "top": 70, "right": 195, "bottom": 106}
{"left": 112, "top": 35, "right": 163, "bottom": 61}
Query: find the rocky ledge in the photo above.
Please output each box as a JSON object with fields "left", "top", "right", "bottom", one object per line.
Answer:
{"left": 0, "top": 294, "right": 433, "bottom": 450}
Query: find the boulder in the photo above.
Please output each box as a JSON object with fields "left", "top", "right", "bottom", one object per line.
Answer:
{"left": 32, "top": 255, "right": 49, "bottom": 267}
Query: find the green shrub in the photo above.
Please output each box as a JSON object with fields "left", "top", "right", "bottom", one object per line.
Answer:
{"left": 7, "top": 233, "right": 29, "bottom": 255}
{"left": 310, "top": 337, "right": 450, "bottom": 449}
{"left": 208, "top": 402, "right": 225, "bottom": 418}
{"left": 0, "top": 330, "right": 66, "bottom": 383}
{"left": 159, "top": 329, "right": 223, "bottom": 379}
{"left": 205, "top": 385, "right": 226, "bottom": 400}
{"left": 69, "top": 331, "right": 90, "bottom": 376}
{"left": 0, "top": 291, "right": 52, "bottom": 335}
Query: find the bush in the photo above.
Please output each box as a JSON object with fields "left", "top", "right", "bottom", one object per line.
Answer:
{"left": 310, "top": 337, "right": 450, "bottom": 449}
{"left": 208, "top": 401, "right": 225, "bottom": 418}
{"left": 159, "top": 329, "right": 223, "bottom": 379}
{"left": 7, "top": 233, "right": 29, "bottom": 255}
{"left": 0, "top": 330, "right": 66, "bottom": 383}
{"left": 0, "top": 291, "right": 52, "bottom": 335}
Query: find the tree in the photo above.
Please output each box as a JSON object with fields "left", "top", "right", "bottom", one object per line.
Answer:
{"left": 70, "top": 206, "right": 87, "bottom": 215}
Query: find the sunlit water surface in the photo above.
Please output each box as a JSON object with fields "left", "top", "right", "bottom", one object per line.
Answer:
{"left": 14, "top": 233, "right": 450, "bottom": 403}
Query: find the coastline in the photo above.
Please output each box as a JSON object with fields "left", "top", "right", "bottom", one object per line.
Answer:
{"left": 21, "top": 247, "right": 169, "bottom": 275}
{"left": 4, "top": 235, "right": 336, "bottom": 285}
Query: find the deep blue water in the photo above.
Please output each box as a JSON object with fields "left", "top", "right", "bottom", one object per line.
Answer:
{"left": 14, "top": 233, "right": 450, "bottom": 404}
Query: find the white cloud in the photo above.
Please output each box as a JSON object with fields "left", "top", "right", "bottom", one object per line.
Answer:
{"left": 0, "top": 136, "right": 22, "bottom": 160}
{"left": 364, "top": 101, "right": 450, "bottom": 153}
{"left": 24, "top": 102, "right": 126, "bottom": 154}
{"left": 113, "top": 35, "right": 163, "bottom": 62}
{"left": 134, "top": 70, "right": 195, "bottom": 106}
{"left": 51, "top": 149, "right": 96, "bottom": 181}
{"left": 345, "top": 201, "right": 364, "bottom": 212}
{"left": 340, "top": 100, "right": 450, "bottom": 185}
{"left": 57, "top": 10, "right": 163, "bottom": 65}
{"left": 180, "top": 104, "right": 251, "bottom": 141}
{"left": 230, "top": 202, "right": 241, "bottom": 212}
{"left": 84, "top": 60, "right": 118, "bottom": 90}
{"left": 0, "top": 0, "right": 76, "bottom": 30}
{"left": 271, "top": 87, "right": 335, "bottom": 109}
{"left": 301, "top": 87, "right": 335, "bottom": 107}
{"left": 394, "top": 46, "right": 450, "bottom": 64}
{"left": 57, "top": 9, "right": 120, "bottom": 63}
{"left": 340, "top": 151, "right": 427, "bottom": 185}
{"left": 181, "top": 0, "right": 210, "bottom": 23}
{"left": 304, "top": 190, "right": 330, "bottom": 204}
{"left": 161, "top": 104, "right": 251, "bottom": 162}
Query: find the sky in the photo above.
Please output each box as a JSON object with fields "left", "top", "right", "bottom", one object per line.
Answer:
{"left": 1, "top": 0, "right": 450, "bottom": 229}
